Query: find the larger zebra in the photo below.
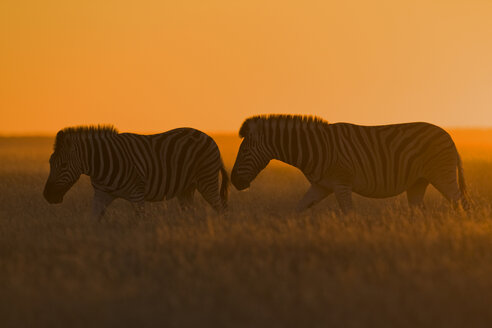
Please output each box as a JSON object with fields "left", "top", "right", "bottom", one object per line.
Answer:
{"left": 44, "top": 126, "right": 229, "bottom": 218}
{"left": 231, "top": 115, "right": 469, "bottom": 213}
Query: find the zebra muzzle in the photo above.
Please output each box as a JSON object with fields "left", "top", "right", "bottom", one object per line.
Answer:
{"left": 43, "top": 184, "right": 65, "bottom": 204}
{"left": 231, "top": 177, "right": 250, "bottom": 191}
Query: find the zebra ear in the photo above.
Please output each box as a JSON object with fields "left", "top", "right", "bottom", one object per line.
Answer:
{"left": 54, "top": 130, "right": 64, "bottom": 151}
{"left": 245, "top": 121, "right": 258, "bottom": 140}
{"left": 57, "top": 131, "right": 73, "bottom": 150}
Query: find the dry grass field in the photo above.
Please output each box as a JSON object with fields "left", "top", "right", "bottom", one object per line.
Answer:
{"left": 1, "top": 130, "right": 492, "bottom": 328}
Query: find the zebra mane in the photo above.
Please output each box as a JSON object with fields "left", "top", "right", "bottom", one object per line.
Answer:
{"left": 238, "top": 114, "right": 329, "bottom": 138}
{"left": 53, "top": 125, "right": 119, "bottom": 151}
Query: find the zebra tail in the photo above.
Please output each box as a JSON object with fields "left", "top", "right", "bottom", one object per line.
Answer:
{"left": 219, "top": 162, "right": 229, "bottom": 208}
{"left": 457, "top": 152, "right": 470, "bottom": 210}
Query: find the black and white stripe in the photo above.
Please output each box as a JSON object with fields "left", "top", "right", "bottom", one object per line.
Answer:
{"left": 44, "top": 126, "right": 229, "bottom": 218}
{"left": 231, "top": 115, "right": 469, "bottom": 213}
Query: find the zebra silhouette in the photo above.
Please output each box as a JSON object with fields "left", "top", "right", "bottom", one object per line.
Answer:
{"left": 44, "top": 126, "right": 229, "bottom": 218}
{"left": 231, "top": 115, "right": 469, "bottom": 213}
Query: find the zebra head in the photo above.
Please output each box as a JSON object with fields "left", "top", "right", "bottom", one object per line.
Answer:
{"left": 43, "top": 131, "right": 83, "bottom": 204}
{"left": 231, "top": 119, "right": 271, "bottom": 190}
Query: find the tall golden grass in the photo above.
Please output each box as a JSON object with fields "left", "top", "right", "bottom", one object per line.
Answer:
{"left": 1, "top": 130, "right": 492, "bottom": 327}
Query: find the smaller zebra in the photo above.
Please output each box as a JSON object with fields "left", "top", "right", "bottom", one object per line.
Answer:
{"left": 43, "top": 126, "right": 229, "bottom": 219}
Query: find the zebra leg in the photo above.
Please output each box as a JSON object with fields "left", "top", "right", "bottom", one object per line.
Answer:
{"left": 430, "top": 175, "right": 463, "bottom": 210}
{"left": 333, "top": 184, "right": 354, "bottom": 214}
{"left": 197, "top": 172, "right": 224, "bottom": 213}
{"left": 296, "top": 184, "right": 332, "bottom": 212}
{"left": 460, "top": 194, "right": 470, "bottom": 212}
{"left": 92, "top": 189, "right": 115, "bottom": 220}
{"left": 406, "top": 178, "right": 428, "bottom": 209}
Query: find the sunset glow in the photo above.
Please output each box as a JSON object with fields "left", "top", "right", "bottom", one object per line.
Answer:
{"left": 1, "top": 0, "right": 491, "bottom": 135}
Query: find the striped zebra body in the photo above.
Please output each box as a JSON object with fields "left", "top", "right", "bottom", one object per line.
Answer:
{"left": 44, "top": 126, "right": 229, "bottom": 218}
{"left": 231, "top": 115, "right": 469, "bottom": 213}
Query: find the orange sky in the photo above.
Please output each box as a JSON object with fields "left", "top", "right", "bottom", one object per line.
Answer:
{"left": 1, "top": 0, "right": 492, "bottom": 135}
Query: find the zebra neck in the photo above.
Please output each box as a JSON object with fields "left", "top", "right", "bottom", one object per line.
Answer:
{"left": 271, "top": 150, "right": 300, "bottom": 169}
{"left": 267, "top": 131, "right": 306, "bottom": 171}
{"left": 82, "top": 134, "right": 119, "bottom": 180}
{"left": 267, "top": 124, "right": 330, "bottom": 175}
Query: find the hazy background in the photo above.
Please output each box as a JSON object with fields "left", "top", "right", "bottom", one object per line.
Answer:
{"left": 1, "top": 0, "right": 492, "bottom": 135}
